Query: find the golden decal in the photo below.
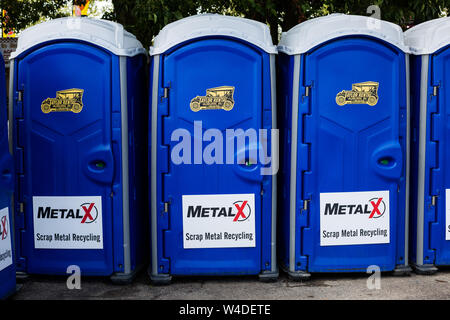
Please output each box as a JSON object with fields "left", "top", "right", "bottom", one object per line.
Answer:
{"left": 336, "top": 81, "right": 379, "bottom": 106}
{"left": 190, "top": 86, "right": 235, "bottom": 112}
{"left": 41, "top": 89, "right": 84, "bottom": 114}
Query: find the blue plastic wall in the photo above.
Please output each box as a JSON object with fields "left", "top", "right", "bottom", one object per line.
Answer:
{"left": 410, "top": 45, "right": 450, "bottom": 268}
{"left": 0, "top": 53, "right": 15, "bottom": 299}
{"left": 126, "top": 55, "right": 149, "bottom": 273}
{"left": 277, "top": 53, "right": 296, "bottom": 270}
{"left": 151, "top": 36, "right": 275, "bottom": 276}
{"left": 278, "top": 36, "right": 408, "bottom": 273}
{"left": 430, "top": 46, "right": 450, "bottom": 266}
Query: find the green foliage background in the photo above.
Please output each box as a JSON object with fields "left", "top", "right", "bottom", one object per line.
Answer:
{"left": 1, "top": 0, "right": 449, "bottom": 48}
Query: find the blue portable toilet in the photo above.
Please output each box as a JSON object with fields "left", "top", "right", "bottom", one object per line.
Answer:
{"left": 405, "top": 17, "right": 450, "bottom": 274}
{"left": 0, "top": 53, "right": 15, "bottom": 299}
{"left": 9, "top": 17, "right": 148, "bottom": 282}
{"left": 149, "top": 14, "right": 278, "bottom": 284}
{"left": 277, "top": 14, "right": 411, "bottom": 279}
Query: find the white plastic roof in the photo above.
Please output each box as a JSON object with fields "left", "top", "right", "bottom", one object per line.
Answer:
{"left": 278, "top": 13, "right": 409, "bottom": 55}
{"left": 404, "top": 17, "right": 450, "bottom": 55}
{"left": 10, "top": 17, "right": 146, "bottom": 59}
{"left": 150, "top": 14, "right": 277, "bottom": 55}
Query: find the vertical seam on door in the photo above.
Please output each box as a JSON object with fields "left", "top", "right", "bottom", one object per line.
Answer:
{"left": 404, "top": 54, "right": 410, "bottom": 266}
{"left": 289, "top": 55, "right": 300, "bottom": 272}
{"left": 119, "top": 56, "right": 131, "bottom": 274}
{"left": 151, "top": 55, "right": 160, "bottom": 276}
{"left": 270, "top": 54, "right": 278, "bottom": 273}
{"left": 416, "top": 54, "right": 429, "bottom": 266}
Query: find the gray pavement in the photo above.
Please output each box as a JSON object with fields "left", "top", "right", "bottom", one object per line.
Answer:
{"left": 10, "top": 268, "right": 450, "bottom": 300}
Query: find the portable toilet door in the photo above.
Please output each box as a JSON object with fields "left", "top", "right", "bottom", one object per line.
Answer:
{"left": 0, "top": 52, "right": 15, "bottom": 299}
{"left": 405, "top": 17, "right": 450, "bottom": 274}
{"left": 9, "top": 17, "right": 148, "bottom": 282}
{"left": 277, "top": 14, "right": 411, "bottom": 279}
{"left": 149, "top": 14, "right": 278, "bottom": 284}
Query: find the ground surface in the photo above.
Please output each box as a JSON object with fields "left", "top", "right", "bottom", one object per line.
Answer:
{"left": 10, "top": 268, "right": 450, "bottom": 300}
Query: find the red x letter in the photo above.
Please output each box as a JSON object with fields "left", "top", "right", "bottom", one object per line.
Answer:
{"left": 81, "top": 203, "right": 95, "bottom": 224}
{"left": 1, "top": 216, "right": 7, "bottom": 240}
{"left": 233, "top": 201, "right": 248, "bottom": 222}
{"left": 369, "top": 198, "right": 383, "bottom": 219}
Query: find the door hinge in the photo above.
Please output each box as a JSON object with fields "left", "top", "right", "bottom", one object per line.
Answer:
{"left": 16, "top": 90, "right": 24, "bottom": 118}
{"left": 163, "top": 87, "right": 169, "bottom": 99}
{"left": 19, "top": 202, "right": 24, "bottom": 213}
{"left": 432, "top": 85, "right": 439, "bottom": 97}
{"left": 160, "top": 86, "right": 170, "bottom": 103}
{"left": 431, "top": 195, "right": 438, "bottom": 207}
{"left": 302, "top": 199, "right": 310, "bottom": 211}
{"left": 302, "top": 84, "right": 312, "bottom": 104}
{"left": 305, "top": 85, "right": 311, "bottom": 97}
{"left": 164, "top": 202, "right": 169, "bottom": 213}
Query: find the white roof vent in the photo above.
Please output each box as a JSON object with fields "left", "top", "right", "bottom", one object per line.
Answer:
{"left": 150, "top": 14, "right": 277, "bottom": 55}
{"left": 11, "top": 17, "right": 146, "bottom": 59}
{"left": 404, "top": 17, "right": 450, "bottom": 55}
{"left": 278, "top": 13, "right": 408, "bottom": 55}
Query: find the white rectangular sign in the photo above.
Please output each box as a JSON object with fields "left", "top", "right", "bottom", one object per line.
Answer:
{"left": 320, "top": 190, "right": 390, "bottom": 246}
{"left": 0, "top": 207, "right": 13, "bottom": 272}
{"left": 33, "top": 196, "right": 103, "bottom": 249}
{"left": 182, "top": 194, "right": 256, "bottom": 249}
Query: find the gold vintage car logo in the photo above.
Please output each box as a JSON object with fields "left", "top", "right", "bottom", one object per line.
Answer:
{"left": 190, "top": 86, "right": 235, "bottom": 112}
{"left": 41, "top": 89, "right": 84, "bottom": 114}
{"left": 336, "top": 81, "right": 379, "bottom": 106}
